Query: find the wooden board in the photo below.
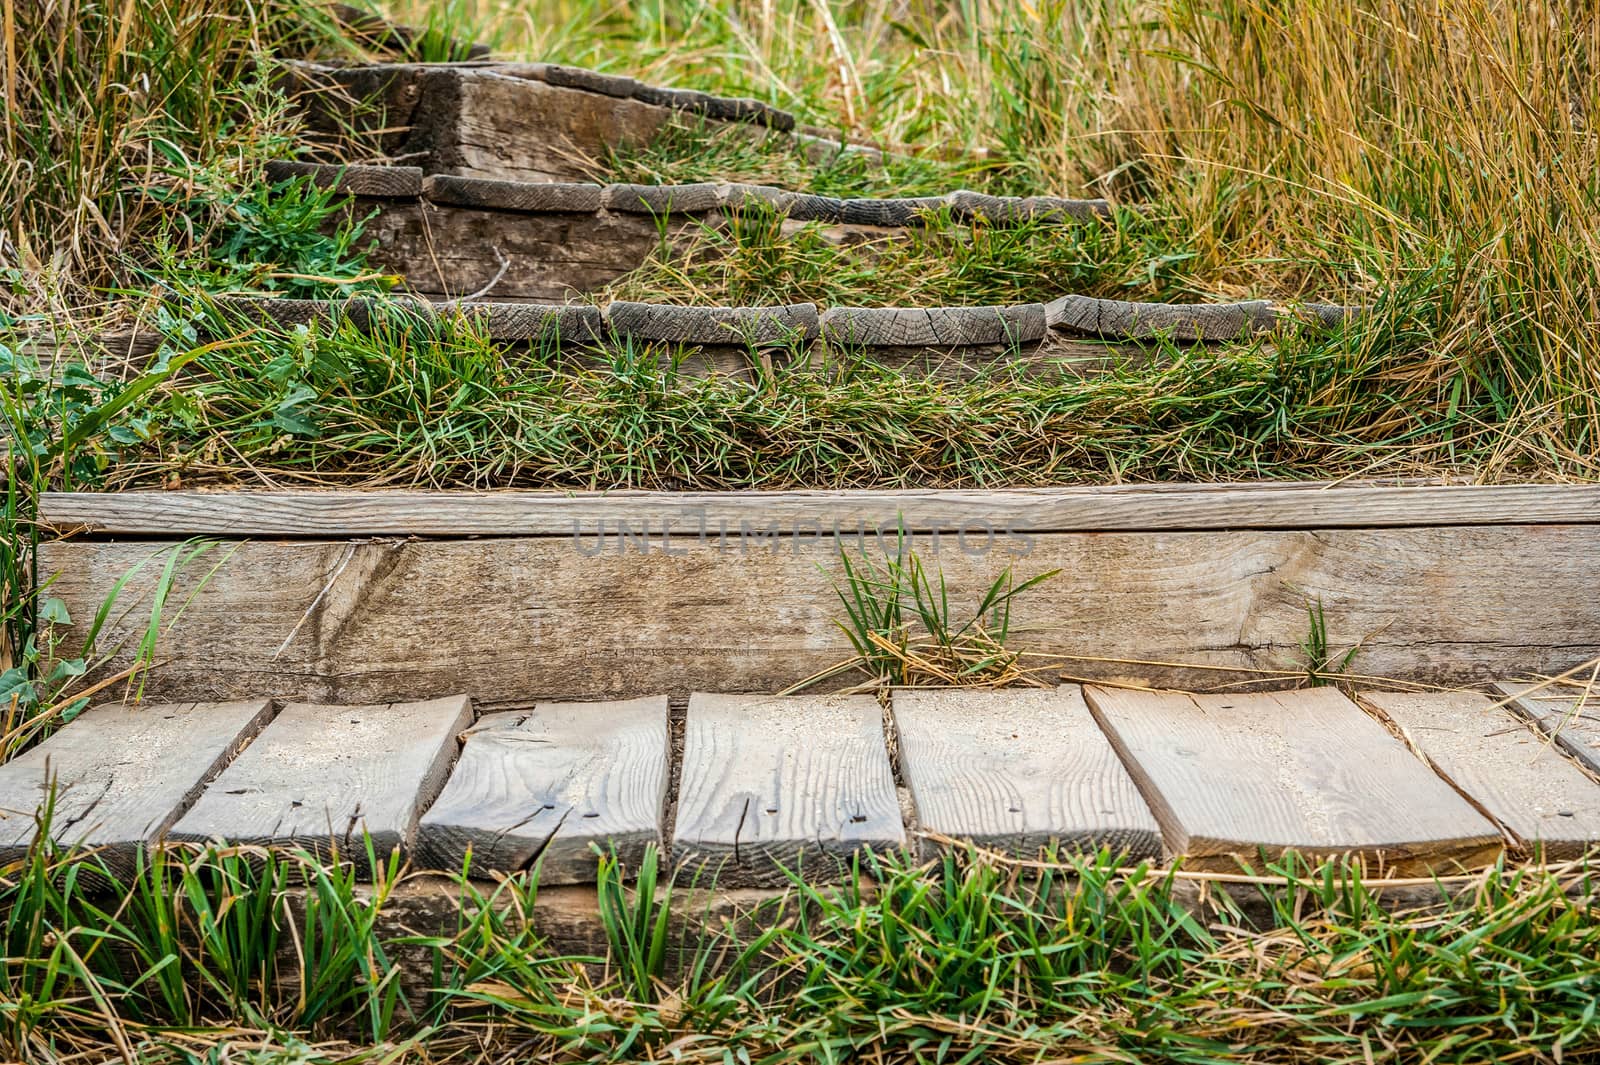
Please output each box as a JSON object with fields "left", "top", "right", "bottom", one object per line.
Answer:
{"left": 1362, "top": 691, "right": 1600, "bottom": 859}
{"left": 672, "top": 693, "right": 903, "bottom": 885}
{"left": 892, "top": 686, "right": 1161, "bottom": 858}
{"left": 415, "top": 696, "right": 667, "bottom": 881}
{"left": 0, "top": 700, "right": 274, "bottom": 872}
{"left": 1083, "top": 686, "right": 1502, "bottom": 872}
{"left": 38, "top": 526, "right": 1600, "bottom": 705}
{"left": 363, "top": 201, "right": 674, "bottom": 301}
{"left": 1493, "top": 682, "right": 1600, "bottom": 775}
{"left": 43, "top": 483, "right": 1600, "bottom": 537}
{"left": 169, "top": 695, "right": 471, "bottom": 872}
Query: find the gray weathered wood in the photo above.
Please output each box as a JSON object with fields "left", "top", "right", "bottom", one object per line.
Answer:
{"left": 1022, "top": 196, "right": 1114, "bottom": 221}
{"left": 1083, "top": 686, "right": 1503, "bottom": 872}
{"left": 1047, "top": 295, "right": 1275, "bottom": 340}
{"left": 601, "top": 181, "right": 725, "bottom": 214}
{"left": 424, "top": 175, "right": 603, "bottom": 213}
{"left": 783, "top": 193, "right": 846, "bottom": 222}
{"left": 364, "top": 201, "right": 672, "bottom": 300}
{"left": 263, "top": 160, "right": 423, "bottom": 198}
{"left": 39, "top": 526, "right": 1600, "bottom": 706}
{"left": 1494, "top": 682, "right": 1600, "bottom": 776}
{"left": 839, "top": 197, "right": 947, "bottom": 226}
{"left": 893, "top": 686, "right": 1161, "bottom": 858}
{"left": 169, "top": 695, "right": 472, "bottom": 872}
{"left": 46, "top": 483, "right": 1600, "bottom": 538}
{"left": 544, "top": 64, "right": 639, "bottom": 98}
{"left": 416, "top": 696, "right": 667, "bottom": 881}
{"left": 821, "top": 305, "right": 1047, "bottom": 346}
{"left": 0, "top": 700, "right": 274, "bottom": 872}
{"left": 1362, "top": 691, "right": 1600, "bottom": 860}
{"left": 672, "top": 693, "right": 903, "bottom": 885}
{"left": 603, "top": 302, "right": 820, "bottom": 344}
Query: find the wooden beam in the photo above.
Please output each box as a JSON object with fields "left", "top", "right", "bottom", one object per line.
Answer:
{"left": 415, "top": 696, "right": 668, "bottom": 881}
{"left": 1082, "top": 686, "right": 1503, "bottom": 873}
{"left": 672, "top": 693, "right": 903, "bottom": 886}
{"left": 169, "top": 695, "right": 472, "bottom": 874}
{"left": 1362, "top": 691, "right": 1600, "bottom": 859}
{"left": 1493, "top": 681, "right": 1600, "bottom": 776}
{"left": 37, "top": 526, "right": 1600, "bottom": 705}
{"left": 892, "top": 686, "right": 1161, "bottom": 859}
{"left": 0, "top": 700, "right": 274, "bottom": 873}
{"left": 39, "top": 483, "right": 1600, "bottom": 537}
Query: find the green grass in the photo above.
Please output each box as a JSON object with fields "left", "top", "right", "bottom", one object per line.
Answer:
{"left": 3, "top": 830, "right": 1598, "bottom": 1063}
{"left": 21, "top": 291, "right": 1564, "bottom": 495}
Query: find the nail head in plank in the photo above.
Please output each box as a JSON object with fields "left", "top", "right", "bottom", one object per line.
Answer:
{"left": 893, "top": 686, "right": 1161, "bottom": 859}
{"left": 0, "top": 700, "right": 274, "bottom": 872}
{"left": 1084, "top": 686, "right": 1502, "bottom": 872}
{"left": 170, "top": 695, "right": 471, "bottom": 872}
{"left": 672, "top": 692, "right": 903, "bottom": 886}
{"left": 1493, "top": 681, "right": 1600, "bottom": 776}
{"left": 416, "top": 696, "right": 668, "bottom": 881}
{"left": 1362, "top": 690, "right": 1600, "bottom": 859}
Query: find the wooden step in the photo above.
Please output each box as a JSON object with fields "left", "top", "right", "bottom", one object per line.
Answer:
{"left": 1363, "top": 691, "right": 1600, "bottom": 859}
{"left": 1083, "top": 686, "right": 1504, "bottom": 873}
{"left": 671, "top": 692, "right": 903, "bottom": 886}
{"left": 1493, "top": 681, "right": 1600, "bottom": 775}
{"left": 893, "top": 686, "right": 1161, "bottom": 859}
{"left": 168, "top": 695, "right": 471, "bottom": 874}
{"left": 415, "top": 696, "right": 667, "bottom": 881}
{"left": 0, "top": 699, "right": 273, "bottom": 873}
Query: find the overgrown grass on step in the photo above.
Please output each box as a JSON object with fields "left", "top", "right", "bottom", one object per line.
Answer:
{"left": 3, "top": 829, "right": 1599, "bottom": 1063}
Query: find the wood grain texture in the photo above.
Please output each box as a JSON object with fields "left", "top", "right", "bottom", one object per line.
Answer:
{"left": 1047, "top": 295, "right": 1275, "bottom": 340}
{"left": 672, "top": 692, "right": 903, "bottom": 885}
{"left": 602, "top": 181, "right": 724, "bottom": 214}
{"left": 44, "top": 483, "right": 1600, "bottom": 537}
{"left": 416, "top": 696, "right": 667, "bottom": 881}
{"left": 364, "top": 201, "right": 673, "bottom": 300}
{"left": 1493, "top": 682, "right": 1600, "bottom": 776}
{"left": 0, "top": 700, "right": 274, "bottom": 872}
{"left": 1361, "top": 691, "right": 1600, "bottom": 859}
{"left": 39, "top": 525, "right": 1600, "bottom": 706}
{"left": 603, "top": 302, "right": 820, "bottom": 344}
{"left": 263, "top": 160, "right": 423, "bottom": 198}
{"left": 422, "top": 69, "right": 691, "bottom": 182}
{"left": 821, "top": 305, "right": 1048, "bottom": 346}
{"left": 1083, "top": 686, "right": 1502, "bottom": 872}
{"left": 893, "top": 686, "right": 1161, "bottom": 858}
{"left": 169, "top": 695, "right": 472, "bottom": 873}
{"left": 423, "top": 175, "right": 603, "bottom": 213}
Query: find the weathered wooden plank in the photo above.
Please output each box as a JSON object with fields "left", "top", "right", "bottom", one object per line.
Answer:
{"left": 0, "top": 700, "right": 274, "bottom": 872}
{"left": 169, "top": 695, "right": 472, "bottom": 872}
{"left": 601, "top": 181, "right": 724, "bottom": 214}
{"left": 838, "top": 197, "right": 947, "bottom": 226}
{"left": 363, "top": 200, "right": 673, "bottom": 300}
{"left": 263, "top": 160, "right": 423, "bottom": 198}
{"left": 1493, "top": 682, "right": 1600, "bottom": 776}
{"left": 893, "top": 686, "right": 1161, "bottom": 858}
{"left": 42, "top": 483, "right": 1600, "bottom": 538}
{"left": 822, "top": 305, "right": 1048, "bottom": 346}
{"left": 415, "top": 696, "right": 667, "bottom": 881}
{"left": 1046, "top": 295, "right": 1276, "bottom": 340}
{"left": 603, "top": 302, "right": 820, "bottom": 345}
{"left": 672, "top": 693, "right": 903, "bottom": 885}
{"left": 1362, "top": 691, "right": 1600, "bottom": 860}
{"left": 1083, "top": 686, "right": 1503, "bottom": 872}
{"left": 423, "top": 175, "right": 603, "bottom": 213}
{"left": 39, "top": 526, "right": 1600, "bottom": 706}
